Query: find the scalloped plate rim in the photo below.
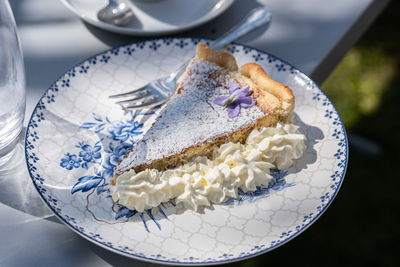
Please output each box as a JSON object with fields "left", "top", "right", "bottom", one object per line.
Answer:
{"left": 24, "top": 37, "right": 348, "bottom": 265}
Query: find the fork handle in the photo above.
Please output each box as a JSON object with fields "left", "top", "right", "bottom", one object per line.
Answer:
{"left": 210, "top": 6, "right": 272, "bottom": 50}
{"left": 171, "top": 7, "right": 272, "bottom": 78}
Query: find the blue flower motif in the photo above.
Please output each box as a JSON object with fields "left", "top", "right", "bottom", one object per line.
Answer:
{"left": 47, "top": 195, "right": 58, "bottom": 205}
{"left": 79, "top": 65, "right": 89, "bottom": 73}
{"left": 36, "top": 184, "right": 46, "bottom": 194}
{"left": 334, "top": 149, "right": 344, "bottom": 159}
{"left": 88, "top": 57, "right": 97, "bottom": 65}
{"left": 136, "top": 42, "right": 145, "bottom": 49}
{"left": 252, "top": 53, "right": 264, "bottom": 62}
{"left": 175, "top": 40, "right": 188, "bottom": 48}
{"left": 27, "top": 161, "right": 37, "bottom": 173}
{"left": 29, "top": 130, "right": 40, "bottom": 142}
{"left": 110, "top": 47, "right": 120, "bottom": 55}
{"left": 332, "top": 129, "right": 341, "bottom": 139}
{"left": 332, "top": 116, "right": 340, "bottom": 125}
{"left": 149, "top": 41, "right": 161, "bottom": 51}
{"left": 330, "top": 170, "right": 340, "bottom": 181}
{"left": 35, "top": 174, "right": 44, "bottom": 184}
{"left": 267, "top": 54, "right": 277, "bottom": 63}
{"left": 61, "top": 78, "right": 70, "bottom": 87}
{"left": 214, "top": 82, "right": 255, "bottom": 118}
{"left": 226, "top": 45, "right": 239, "bottom": 54}
{"left": 320, "top": 192, "right": 330, "bottom": 202}
{"left": 108, "top": 120, "right": 143, "bottom": 142}
{"left": 289, "top": 66, "right": 298, "bottom": 74}
{"left": 162, "top": 38, "right": 173, "bottom": 45}
{"left": 190, "top": 38, "right": 203, "bottom": 46}
{"left": 46, "top": 93, "right": 55, "bottom": 103}
{"left": 26, "top": 139, "right": 34, "bottom": 150}
{"left": 324, "top": 109, "right": 333, "bottom": 119}
{"left": 99, "top": 55, "right": 111, "bottom": 63}
{"left": 29, "top": 152, "right": 39, "bottom": 163}
{"left": 37, "top": 99, "right": 46, "bottom": 110}
{"left": 78, "top": 144, "right": 102, "bottom": 162}
{"left": 275, "top": 63, "right": 286, "bottom": 72}
{"left": 60, "top": 153, "right": 82, "bottom": 170}
{"left": 65, "top": 215, "right": 77, "bottom": 224}
{"left": 312, "top": 92, "right": 321, "bottom": 101}
{"left": 67, "top": 69, "right": 76, "bottom": 77}
{"left": 35, "top": 112, "right": 45, "bottom": 122}
{"left": 243, "top": 47, "right": 252, "bottom": 54}
{"left": 49, "top": 84, "right": 58, "bottom": 92}
{"left": 103, "top": 143, "right": 133, "bottom": 179}
{"left": 89, "top": 232, "right": 102, "bottom": 240}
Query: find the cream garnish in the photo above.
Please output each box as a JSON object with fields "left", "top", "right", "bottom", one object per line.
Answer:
{"left": 110, "top": 123, "right": 306, "bottom": 212}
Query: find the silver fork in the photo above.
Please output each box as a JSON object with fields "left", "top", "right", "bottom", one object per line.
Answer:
{"left": 109, "top": 6, "right": 272, "bottom": 110}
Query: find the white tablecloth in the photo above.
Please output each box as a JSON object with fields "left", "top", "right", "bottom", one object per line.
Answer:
{"left": 0, "top": 0, "right": 388, "bottom": 266}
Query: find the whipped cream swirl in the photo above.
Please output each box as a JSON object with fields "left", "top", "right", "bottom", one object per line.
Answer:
{"left": 111, "top": 123, "right": 306, "bottom": 212}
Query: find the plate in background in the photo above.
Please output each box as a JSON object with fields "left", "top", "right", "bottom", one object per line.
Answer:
{"left": 61, "top": 0, "right": 234, "bottom": 36}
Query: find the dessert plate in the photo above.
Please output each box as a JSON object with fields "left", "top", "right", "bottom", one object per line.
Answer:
{"left": 61, "top": 0, "right": 234, "bottom": 36}
{"left": 25, "top": 38, "right": 347, "bottom": 265}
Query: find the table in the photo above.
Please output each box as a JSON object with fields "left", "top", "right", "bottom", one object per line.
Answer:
{"left": 0, "top": 0, "right": 389, "bottom": 266}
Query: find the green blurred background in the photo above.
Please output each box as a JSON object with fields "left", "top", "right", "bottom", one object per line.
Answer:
{"left": 230, "top": 1, "right": 400, "bottom": 266}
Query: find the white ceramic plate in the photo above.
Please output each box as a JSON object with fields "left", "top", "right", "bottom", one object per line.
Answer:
{"left": 61, "top": 0, "right": 234, "bottom": 36}
{"left": 25, "top": 38, "right": 347, "bottom": 265}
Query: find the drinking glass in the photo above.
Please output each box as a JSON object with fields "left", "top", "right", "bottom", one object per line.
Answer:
{"left": 0, "top": 0, "right": 26, "bottom": 167}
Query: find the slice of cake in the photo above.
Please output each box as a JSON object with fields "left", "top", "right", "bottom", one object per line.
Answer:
{"left": 110, "top": 43, "right": 305, "bottom": 212}
{"left": 113, "top": 43, "right": 294, "bottom": 177}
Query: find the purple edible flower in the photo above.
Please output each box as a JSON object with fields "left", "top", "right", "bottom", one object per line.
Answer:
{"left": 214, "top": 82, "right": 255, "bottom": 118}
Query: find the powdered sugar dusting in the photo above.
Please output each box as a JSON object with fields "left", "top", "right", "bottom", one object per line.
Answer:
{"left": 116, "top": 59, "right": 266, "bottom": 174}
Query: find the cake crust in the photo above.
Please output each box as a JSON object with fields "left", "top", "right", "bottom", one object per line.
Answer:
{"left": 238, "top": 63, "right": 294, "bottom": 121}
{"left": 196, "top": 43, "right": 238, "bottom": 72}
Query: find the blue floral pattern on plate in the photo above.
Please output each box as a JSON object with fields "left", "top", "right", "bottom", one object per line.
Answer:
{"left": 25, "top": 38, "right": 347, "bottom": 265}
{"left": 59, "top": 110, "right": 295, "bottom": 232}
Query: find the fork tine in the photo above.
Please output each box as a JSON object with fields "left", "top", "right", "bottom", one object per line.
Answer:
{"left": 114, "top": 90, "right": 152, "bottom": 104}
{"left": 125, "top": 96, "right": 160, "bottom": 109}
{"left": 109, "top": 86, "right": 147, "bottom": 98}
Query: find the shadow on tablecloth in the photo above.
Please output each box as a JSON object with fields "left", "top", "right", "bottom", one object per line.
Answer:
{"left": 0, "top": 129, "right": 53, "bottom": 219}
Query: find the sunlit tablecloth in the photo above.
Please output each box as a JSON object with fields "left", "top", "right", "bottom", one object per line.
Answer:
{"left": 0, "top": 0, "right": 388, "bottom": 266}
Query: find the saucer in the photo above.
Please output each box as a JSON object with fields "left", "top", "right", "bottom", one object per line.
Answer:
{"left": 61, "top": 0, "right": 234, "bottom": 36}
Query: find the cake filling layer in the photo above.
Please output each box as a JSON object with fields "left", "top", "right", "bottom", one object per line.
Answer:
{"left": 111, "top": 123, "right": 306, "bottom": 212}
